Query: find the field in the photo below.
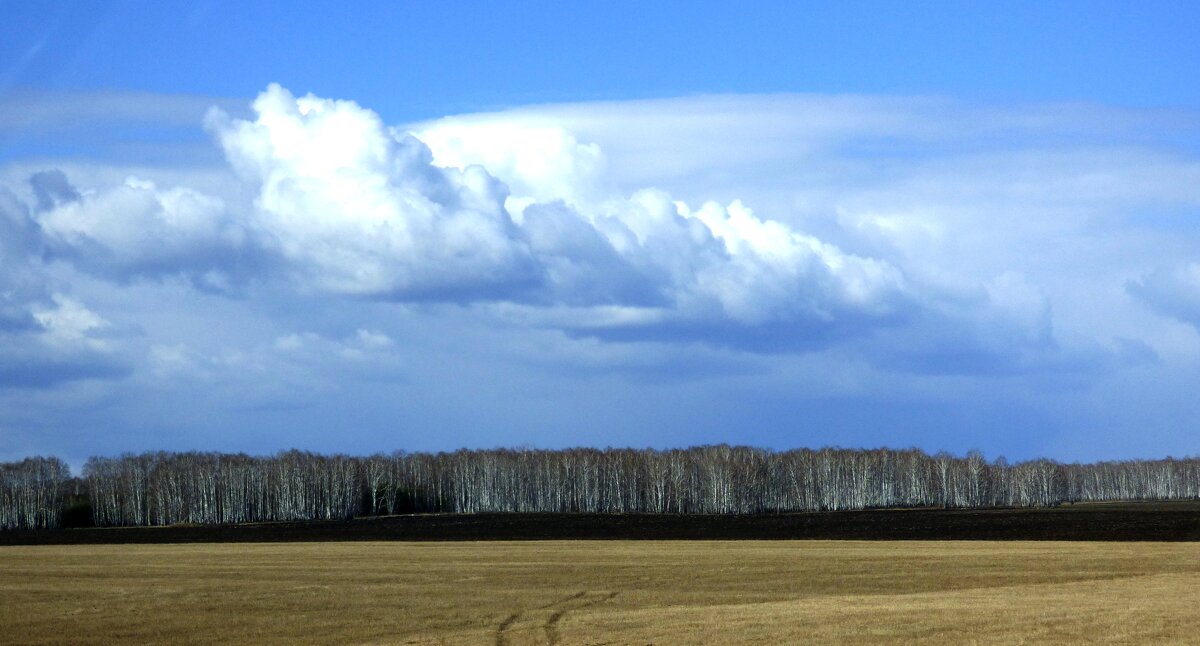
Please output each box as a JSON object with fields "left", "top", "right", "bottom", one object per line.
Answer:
{"left": 2, "top": 540, "right": 1199, "bottom": 644}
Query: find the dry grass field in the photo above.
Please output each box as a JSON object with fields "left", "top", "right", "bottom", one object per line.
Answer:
{"left": 2, "top": 541, "right": 1198, "bottom": 644}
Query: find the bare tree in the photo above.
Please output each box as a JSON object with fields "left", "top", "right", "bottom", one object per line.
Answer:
{"left": 7, "top": 447, "right": 1200, "bottom": 530}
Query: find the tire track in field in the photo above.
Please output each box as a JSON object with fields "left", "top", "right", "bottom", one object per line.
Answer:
{"left": 495, "top": 611, "right": 522, "bottom": 645}
{"left": 543, "top": 591, "right": 619, "bottom": 645}
{"left": 495, "top": 590, "right": 617, "bottom": 645}
{"left": 495, "top": 591, "right": 584, "bottom": 646}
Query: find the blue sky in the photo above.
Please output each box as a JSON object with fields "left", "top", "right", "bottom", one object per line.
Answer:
{"left": 8, "top": 2, "right": 1200, "bottom": 114}
{"left": 2, "top": 1, "right": 1200, "bottom": 468}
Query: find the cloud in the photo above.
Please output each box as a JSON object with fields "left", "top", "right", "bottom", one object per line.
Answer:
{"left": 138, "top": 326, "right": 406, "bottom": 415}
{"left": 29, "top": 169, "right": 78, "bottom": 211}
{"left": 0, "top": 293, "right": 130, "bottom": 389}
{"left": 0, "top": 90, "right": 246, "bottom": 134}
{"left": 205, "top": 84, "right": 540, "bottom": 300}
{"left": 37, "top": 175, "right": 256, "bottom": 291}
{"left": 415, "top": 117, "right": 608, "bottom": 210}
{"left": 7, "top": 87, "right": 1200, "bottom": 461}
{"left": 412, "top": 95, "right": 942, "bottom": 195}
{"left": 869, "top": 273, "right": 1063, "bottom": 376}
{"left": 272, "top": 328, "right": 398, "bottom": 364}
{"left": 11, "top": 85, "right": 1192, "bottom": 385}
{"left": 510, "top": 192, "right": 912, "bottom": 351}
{"left": 0, "top": 187, "right": 46, "bottom": 332}
{"left": 194, "top": 84, "right": 911, "bottom": 347}
{"left": 0, "top": 187, "right": 131, "bottom": 388}
{"left": 518, "top": 201, "right": 661, "bottom": 307}
{"left": 1127, "top": 264, "right": 1200, "bottom": 330}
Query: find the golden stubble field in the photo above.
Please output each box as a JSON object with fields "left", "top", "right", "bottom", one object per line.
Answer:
{"left": 1, "top": 541, "right": 1198, "bottom": 645}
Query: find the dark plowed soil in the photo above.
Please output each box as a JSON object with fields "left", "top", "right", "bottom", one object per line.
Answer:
{"left": 3, "top": 501, "right": 1199, "bottom": 545}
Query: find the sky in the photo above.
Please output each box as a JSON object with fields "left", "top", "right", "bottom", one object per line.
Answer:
{"left": 2, "top": 1, "right": 1200, "bottom": 468}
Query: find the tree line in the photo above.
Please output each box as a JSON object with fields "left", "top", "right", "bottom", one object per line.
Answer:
{"left": 3, "top": 446, "right": 1200, "bottom": 530}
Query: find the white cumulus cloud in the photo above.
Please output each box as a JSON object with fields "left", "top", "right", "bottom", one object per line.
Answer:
{"left": 15, "top": 85, "right": 1151, "bottom": 374}
{"left": 195, "top": 84, "right": 909, "bottom": 345}
{"left": 38, "top": 175, "right": 251, "bottom": 290}
{"left": 205, "top": 84, "right": 538, "bottom": 300}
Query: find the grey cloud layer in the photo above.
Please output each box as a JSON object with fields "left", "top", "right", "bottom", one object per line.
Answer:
{"left": 0, "top": 187, "right": 130, "bottom": 387}
{"left": 0, "top": 188, "right": 43, "bottom": 331}
{"left": 1128, "top": 264, "right": 1200, "bottom": 331}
